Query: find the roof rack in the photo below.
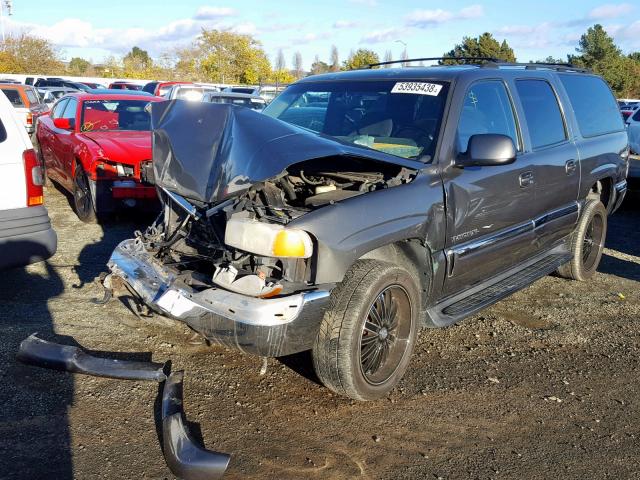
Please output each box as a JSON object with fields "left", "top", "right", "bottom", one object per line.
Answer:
{"left": 368, "top": 56, "right": 498, "bottom": 68}
{"left": 367, "top": 57, "right": 591, "bottom": 73}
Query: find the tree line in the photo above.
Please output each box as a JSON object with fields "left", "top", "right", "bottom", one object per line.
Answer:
{"left": 0, "top": 24, "right": 638, "bottom": 96}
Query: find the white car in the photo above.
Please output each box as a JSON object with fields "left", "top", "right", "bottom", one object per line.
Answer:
{"left": 0, "top": 90, "right": 56, "bottom": 270}
{"left": 164, "top": 84, "right": 220, "bottom": 101}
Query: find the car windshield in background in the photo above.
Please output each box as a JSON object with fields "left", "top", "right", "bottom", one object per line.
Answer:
{"left": 80, "top": 99, "right": 152, "bottom": 132}
{"left": 209, "top": 95, "right": 265, "bottom": 110}
{"left": 175, "top": 88, "right": 205, "bottom": 101}
{"left": 262, "top": 80, "right": 450, "bottom": 161}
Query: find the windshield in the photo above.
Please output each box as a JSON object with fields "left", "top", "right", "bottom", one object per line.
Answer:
{"left": 81, "top": 99, "right": 153, "bottom": 132}
{"left": 262, "top": 80, "right": 449, "bottom": 160}
{"left": 209, "top": 95, "right": 265, "bottom": 110}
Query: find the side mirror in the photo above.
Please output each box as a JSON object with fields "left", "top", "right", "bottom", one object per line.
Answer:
{"left": 456, "top": 134, "right": 516, "bottom": 167}
{"left": 53, "top": 118, "right": 74, "bottom": 130}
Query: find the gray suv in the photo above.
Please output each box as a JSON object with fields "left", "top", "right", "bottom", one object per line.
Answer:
{"left": 106, "top": 60, "right": 628, "bottom": 401}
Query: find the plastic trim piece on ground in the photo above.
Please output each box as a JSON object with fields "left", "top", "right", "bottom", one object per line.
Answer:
{"left": 16, "top": 333, "right": 166, "bottom": 382}
{"left": 162, "top": 371, "right": 231, "bottom": 479}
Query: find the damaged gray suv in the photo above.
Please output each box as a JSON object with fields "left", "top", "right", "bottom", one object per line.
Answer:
{"left": 107, "top": 61, "right": 628, "bottom": 401}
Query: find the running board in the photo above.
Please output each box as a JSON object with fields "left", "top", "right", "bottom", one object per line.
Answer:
{"left": 427, "top": 249, "right": 571, "bottom": 327}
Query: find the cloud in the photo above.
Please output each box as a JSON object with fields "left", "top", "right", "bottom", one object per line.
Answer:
{"left": 333, "top": 20, "right": 359, "bottom": 29}
{"left": 406, "top": 5, "right": 484, "bottom": 28}
{"left": 608, "top": 19, "right": 640, "bottom": 48}
{"left": 291, "top": 32, "right": 332, "bottom": 45}
{"left": 360, "top": 27, "right": 404, "bottom": 44}
{"left": 588, "top": 3, "right": 634, "bottom": 19}
{"left": 494, "top": 22, "right": 557, "bottom": 48}
{"left": 193, "top": 6, "right": 236, "bottom": 20}
{"left": 349, "top": 0, "right": 377, "bottom": 6}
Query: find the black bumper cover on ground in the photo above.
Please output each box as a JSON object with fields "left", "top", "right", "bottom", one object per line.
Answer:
{"left": 162, "top": 371, "right": 231, "bottom": 480}
{"left": 17, "top": 334, "right": 230, "bottom": 478}
{"left": 17, "top": 333, "right": 166, "bottom": 381}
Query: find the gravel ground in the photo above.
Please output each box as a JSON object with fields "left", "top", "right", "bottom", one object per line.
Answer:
{"left": 0, "top": 185, "right": 639, "bottom": 480}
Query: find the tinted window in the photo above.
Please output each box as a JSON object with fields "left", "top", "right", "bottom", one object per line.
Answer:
{"left": 631, "top": 108, "right": 640, "bottom": 122}
{"left": 61, "top": 98, "right": 77, "bottom": 119}
{"left": 456, "top": 80, "right": 519, "bottom": 152}
{"left": 3, "top": 89, "right": 24, "bottom": 107}
{"left": 559, "top": 74, "right": 624, "bottom": 137}
{"left": 516, "top": 80, "right": 566, "bottom": 149}
{"left": 264, "top": 80, "right": 450, "bottom": 160}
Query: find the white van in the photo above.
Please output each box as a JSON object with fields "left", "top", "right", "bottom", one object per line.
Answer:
{"left": 0, "top": 90, "right": 56, "bottom": 270}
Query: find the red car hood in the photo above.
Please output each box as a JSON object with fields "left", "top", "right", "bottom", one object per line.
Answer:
{"left": 82, "top": 131, "right": 151, "bottom": 165}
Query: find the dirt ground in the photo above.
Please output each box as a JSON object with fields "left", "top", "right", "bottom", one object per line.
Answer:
{"left": 0, "top": 184, "right": 639, "bottom": 480}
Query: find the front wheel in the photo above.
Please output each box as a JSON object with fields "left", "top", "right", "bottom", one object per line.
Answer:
{"left": 312, "top": 260, "right": 420, "bottom": 401}
{"left": 556, "top": 199, "right": 607, "bottom": 281}
{"left": 73, "top": 165, "right": 97, "bottom": 223}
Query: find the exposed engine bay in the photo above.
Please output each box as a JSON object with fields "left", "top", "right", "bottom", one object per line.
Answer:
{"left": 135, "top": 156, "right": 415, "bottom": 299}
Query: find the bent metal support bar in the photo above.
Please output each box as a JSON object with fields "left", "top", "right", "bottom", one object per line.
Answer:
{"left": 17, "top": 333, "right": 167, "bottom": 382}
{"left": 162, "top": 371, "right": 231, "bottom": 479}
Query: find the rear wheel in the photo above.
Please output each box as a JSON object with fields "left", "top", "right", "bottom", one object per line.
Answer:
{"left": 73, "top": 165, "right": 97, "bottom": 223}
{"left": 556, "top": 199, "right": 607, "bottom": 281}
{"left": 312, "top": 260, "right": 420, "bottom": 401}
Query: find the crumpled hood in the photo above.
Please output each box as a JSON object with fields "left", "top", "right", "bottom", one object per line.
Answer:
{"left": 150, "top": 100, "right": 421, "bottom": 205}
{"left": 82, "top": 130, "right": 152, "bottom": 165}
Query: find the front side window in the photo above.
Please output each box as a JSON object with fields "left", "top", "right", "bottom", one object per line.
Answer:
{"left": 61, "top": 98, "right": 78, "bottom": 119}
{"left": 515, "top": 79, "right": 567, "bottom": 149}
{"left": 456, "top": 80, "right": 519, "bottom": 153}
{"left": 51, "top": 99, "right": 68, "bottom": 119}
{"left": 559, "top": 74, "right": 624, "bottom": 137}
{"left": 263, "top": 80, "right": 450, "bottom": 161}
{"left": 81, "top": 99, "right": 153, "bottom": 132}
{"left": 25, "top": 89, "right": 40, "bottom": 105}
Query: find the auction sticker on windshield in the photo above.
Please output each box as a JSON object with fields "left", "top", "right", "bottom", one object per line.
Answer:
{"left": 391, "top": 82, "right": 443, "bottom": 96}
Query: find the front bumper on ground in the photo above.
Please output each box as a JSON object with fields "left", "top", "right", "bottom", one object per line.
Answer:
{"left": 0, "top": 205, "right": 57, "bottom": 270}
{"left": 90, "top": 178, "right": 158, "bottom": 213}
{"left": 107, "top": 239, "right": 331, "bottom": 357}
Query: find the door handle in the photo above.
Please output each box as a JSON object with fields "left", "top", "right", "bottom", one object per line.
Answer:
{"left": 519, "top": 171, "right": 534, "bottom": 188}
{"left": 565, "top": 160, "right": 577, "bottom": 175}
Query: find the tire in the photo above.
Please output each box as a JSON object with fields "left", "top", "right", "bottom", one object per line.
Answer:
{"left": 73, "top": 165, "right": 97, "bottom": 223}
{"left": 312, "top": 260, "right": 420, "bottom": 401}
{"left": 556, "top": 199, "right": 607, "bottom": 281}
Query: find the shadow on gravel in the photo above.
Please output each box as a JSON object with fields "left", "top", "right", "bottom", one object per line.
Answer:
{"left": 600, "top": 201, "right": 640, "bottom": 280}
{"left": 277, "top": 351, "right": 323, "bottom": 386}
{"left": 0, "top": 252, "right": 72, "bottom": 480}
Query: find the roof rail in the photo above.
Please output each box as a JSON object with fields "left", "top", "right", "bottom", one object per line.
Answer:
{"left": 367, "top": 57, "right": 591, "bottom": 73}
{"left": 367, "top": 56, "right": 499, "bottom": 68}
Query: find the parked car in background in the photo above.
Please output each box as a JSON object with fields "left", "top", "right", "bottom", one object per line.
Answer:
{"left": 108, "top": 81, "right": 143, "bottom": 91}
{"left": 203, "top": 91, "right": 267, "bottom": 111}
{"left": 79, "top": 82, "right": 107, "bottom": 90}
{"left": 37, "top": 87, "right": 81, "bottom": 107}
{"left": 163, "top": 84, "right": 219, "bottom": 101}
{"left": 0, "top": 90, "right": 56, "bottom": 270}
{"left": 626, "top": 106, "right": 640, "bottom": 189}
{"left": 107, "top": 62, "right": 628, "bottom": 401}
{"left": 620, "top": 103, "right": 639, "bottom": 121}
{"left": 36, "top": 92, "right": 163, "bottom": 222}
{"left": 143, "top": 81, "right": 193, "bottom": 97}
{"left": 34, "top": 78, "right": 88, "bottom": 91}
{"left": 0, "top": 83, "right": 49, "bottom": 134}
{"left": 223, "top": 86, "right": 260, "bottom": 95}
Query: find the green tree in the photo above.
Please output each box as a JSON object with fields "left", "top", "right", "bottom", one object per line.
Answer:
{"left": 123, "top": 46, "right": 152, "bottom": 69}
{"left": 571, "top": 24, "right": 621, "bottom": 67}
{"left": 0, "top": 33, "right": 64, "bottom": 74}
{"left": 67, "top": 57, "right": 91, "bottom": 76}
{"left": 441, "top": 33, "right": 516, "bottom": 63}
{"left": 310, "top": 55, "right": 330, "bottom": 75}
{"left": 192, "top": 29, "right": 271, "bottom": 84}
{"left": 342, "top": 48, "right": 380, "bottom": 70}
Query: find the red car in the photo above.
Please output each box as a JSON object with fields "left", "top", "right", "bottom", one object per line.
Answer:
{"left": 36, "top": 92, "right": 164, "bottom": 222}
{"left": 108, "top": 82, "right": 143, "bottom": 91}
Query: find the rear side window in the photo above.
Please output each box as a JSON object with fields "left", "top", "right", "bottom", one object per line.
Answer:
{"left": 25, "top": 89, "right": 39, "bottom": 105}
{"left": 3, "top": 89, "right": 24, "bottom": 107}
{"left": 456, "top": 80, "right": 519, "bottom": 152}
{"left": 51, "top": 99, "right": 68, "bottom": 119}
{"left": 515, "top": 80, "right": 566, "bottom": 149}
{"left": 559, "top": 74, "right": 624, "bottom": 137}
{"left": 62, "top": 98, "right": 78, "bottom": 119}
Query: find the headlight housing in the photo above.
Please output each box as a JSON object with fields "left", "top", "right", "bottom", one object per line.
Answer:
{"left": 225, "top": 216, "right": 313, "bottom": 259}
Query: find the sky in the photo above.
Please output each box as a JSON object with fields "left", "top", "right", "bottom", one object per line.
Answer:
{"left": 2, "top": 0, "right": 639, "bottom": 69}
